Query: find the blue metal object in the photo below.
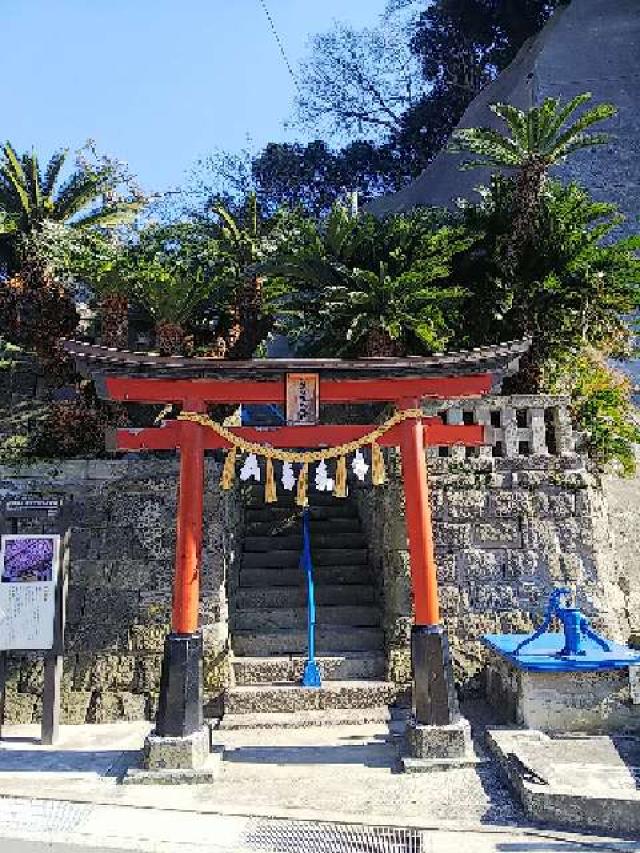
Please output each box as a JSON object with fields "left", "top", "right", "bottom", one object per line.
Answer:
{"left": 300, "top": 507, "right": 321, "bottom": 687}
{"left": 482, "top": 632, "right": 640, "bottom": 672}
{"left": 514, "top": 587, "right": 611, "bottom": 658}
{"left": 482, "top": 586, "right": 640, "bottom": 673}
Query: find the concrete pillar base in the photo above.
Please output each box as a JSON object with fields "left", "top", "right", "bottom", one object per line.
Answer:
{"left": 401, "top": 717, "right": 483, "bottom": 773}
{"left": 123, "top": 725, "right": 223, "bottom": 785}
{"left": 412, "top": 625, "right": 460, "bottom": 726}
{"left": 145, "top": 724, "right": 211, "bottom": 770}
{"left": 408, "top": 717, "right": 471, "bottom": 759}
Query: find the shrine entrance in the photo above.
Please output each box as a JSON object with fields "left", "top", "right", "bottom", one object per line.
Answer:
{"left": 66, "top": 339, "right": 527, "bottom": 742}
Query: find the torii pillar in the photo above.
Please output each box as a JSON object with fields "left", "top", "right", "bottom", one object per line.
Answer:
{"left": 399, "top": 398, "right": 460, "bottom": 728}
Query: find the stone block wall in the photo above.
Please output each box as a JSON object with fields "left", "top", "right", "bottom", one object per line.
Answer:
{"left": 602, "top": 447, "right": 640, "bottom": 644}
{"left": 355, "top": 395, "right": 629, "bottom": 696}
{"left": 0, "top": 458, "right": 241, "bottom": 724}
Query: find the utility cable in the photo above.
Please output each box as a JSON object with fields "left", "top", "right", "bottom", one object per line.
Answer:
{"left": 256, "top": 0, "right": 300, "bottom": 92}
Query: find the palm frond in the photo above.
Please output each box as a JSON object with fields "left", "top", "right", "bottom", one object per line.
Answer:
{"left": 538, "top": 93, "right": 594, "bottom": 148}
{"left": 548, "top": 103, "right": 616, "bottom": 159}
{"left": 1, "top": 143, "right": 30, "bottom": 216}
{"left": 490, "top": 103, "right": 529, "bottom": 151}
{"left": 42, "top": 149, "right": 68, "bottom": 198}
{"left": 449, "top": 128, "right": 522, "bottom": 167}
{"left": 53, "top": 169, "right": 103, "bottom": 221}
{"left": 553, "top": 132, "right": 611, "bottom": 162}
{"left": 29, "top": 151, "right": 43, "bottom": 213}
{"left": 71, "top": 198, "right": 145, "bottom": 229}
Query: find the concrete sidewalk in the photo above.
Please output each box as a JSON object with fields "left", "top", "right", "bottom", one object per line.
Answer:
{"left": 0, "top": 798, "right": 638, "bottom": 853}
{"left": 0, "top": 719, "right": 517, "bottom": 826}
{"left": 0, "top": 721, "right": 637, "bottom": 851}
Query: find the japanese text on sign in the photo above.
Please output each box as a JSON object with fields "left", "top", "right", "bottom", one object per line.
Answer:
{"left": 0, "top": 535, "right": 60, "bottom": 650}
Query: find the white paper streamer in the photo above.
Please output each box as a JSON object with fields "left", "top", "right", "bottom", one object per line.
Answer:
{"left": 281, "top": 461, "right": 296, "bottom": 491}
{"left": 314, "top": 459, "right": 334, "bottom": 492}
{"left": 239, "top": 453, "right": 261, "bottom": 482}
{"left": 351, "top": 449, "right": 369, "bottom": 481}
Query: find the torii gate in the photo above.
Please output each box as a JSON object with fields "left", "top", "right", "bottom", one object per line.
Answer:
{"left": 65, "top": 339, "right": 527, "bottom": 740}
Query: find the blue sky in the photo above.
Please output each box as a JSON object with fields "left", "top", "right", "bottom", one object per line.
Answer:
{"left": 2, "top": 1, "right": 388, "bottom": 193}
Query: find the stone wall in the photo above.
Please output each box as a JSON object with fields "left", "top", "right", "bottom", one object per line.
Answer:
{"left": 0, "top": 458, "right": 241, "bottom": 724}
{"left": 0, "top": 394, "right": 634, "bottom": 722}
{"left": 485, "top": 648, "right": 640, "bottom": 734}
{"left": 355, "top": 395, "right": 629, "bottom": 696}
{"left": 601, "top": 447, "right": 640, "bottom": 644}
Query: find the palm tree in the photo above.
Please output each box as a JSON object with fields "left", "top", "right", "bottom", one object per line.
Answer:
{"left": 0, "top": 142, "right": 143, "bottom": 270}
{"left": 272, "top": 205, "right": 471, "bottom": 357}
{"left": 213, "top": 193, "right": 268, "bottom": 359}
{"left": 131, "top": 258, "right": 214, "bottom": 356}
{"left": 448, "top": 93, "right": 616, "bottom": 254}
{"left": 0, "top": 142, "right": 144, "bottom": 363}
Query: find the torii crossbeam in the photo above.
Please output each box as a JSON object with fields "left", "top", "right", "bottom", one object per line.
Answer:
{"left": 65, "top": 339, "right": 527, "bottom": 738}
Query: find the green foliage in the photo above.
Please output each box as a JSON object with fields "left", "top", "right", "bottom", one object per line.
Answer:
{"left": 456, "top": 178, "right": 640, "bottom": 362}
{"left": 270, "top": 205, "right": 473, "bottom": 356}
{"left": 124, "top": 223, "right": 224, "bottom": 327}
{"left": 449, "top": 94, "right": 616, "bottom": 171}
{"left": 0, "top": 141, "right": 145, "bottom": 274}
{"left": 545, "top": 351, "right": 640, "bottom": 476}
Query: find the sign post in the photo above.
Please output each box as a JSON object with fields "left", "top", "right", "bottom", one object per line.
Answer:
{"left": 0, "top": 495, "right": 67, "bottom": 744}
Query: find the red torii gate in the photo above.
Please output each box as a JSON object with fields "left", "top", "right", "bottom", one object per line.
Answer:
{"left": 66, "top": 340, "right": 526, "bottom": 739}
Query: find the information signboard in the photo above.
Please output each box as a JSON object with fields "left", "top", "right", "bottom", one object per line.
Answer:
{"left": 4, "top": 497, "right": 63, "bottom": 518}
{"left": 0, "top": 534, "right": 60, "bottom": 651}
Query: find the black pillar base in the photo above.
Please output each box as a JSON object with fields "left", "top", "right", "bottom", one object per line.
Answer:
{"left": 412, "top": 625, "right": 460, "bottom": 726}
{"left": 156, "top": 632, "right": 203, "bottom": 738}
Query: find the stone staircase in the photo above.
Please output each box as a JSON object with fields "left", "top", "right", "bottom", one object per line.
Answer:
{"left": 223, "top": 490, "right": 395, "bottom": 728}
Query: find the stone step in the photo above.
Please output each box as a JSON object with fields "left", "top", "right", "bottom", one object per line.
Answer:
{"left": 232, "top": 627, "right": 384, "bottom": 656}
{"left": 234, "top": 584, "right": 376, "bottom": 609}
{"left": 232, "top": 605, "right": 381, "bottom": 631}
{"left": 245, "top": 504, "right": 358, "bottom": 522}
{"left": 232, "top": 653, "right": 386, "bottom": 684}
{"left": 243, "top": 533, "right": 367, "bottom": 552}
{"left": 224, "top": 680, "right": 396, "bottom": 715}
{"left": 245, "top": 518, "right": 362, "bottom": 536}
{"left": 242, "top": 548, "right": 368, "bottom": 568}
{"left": 216, "top": 706, "right": 392, "bottom": 730}
{"left": 239, "top": 565, "right": 372, "bottom": 587}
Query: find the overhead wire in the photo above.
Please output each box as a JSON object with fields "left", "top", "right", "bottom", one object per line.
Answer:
{"left": 256, "top": 0, "right": 301, "bottom": 93}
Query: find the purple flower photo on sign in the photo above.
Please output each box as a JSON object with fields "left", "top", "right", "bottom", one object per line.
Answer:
{"left": 1, "top": 537, "right": 54, "bottom": 583}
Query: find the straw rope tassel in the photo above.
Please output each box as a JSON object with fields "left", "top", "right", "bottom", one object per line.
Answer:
{"left": 334, "top": 455, "right": 347, "bottom": 498}
{"left": 296, "top": 462, "right": 309, "bottom": 507}
{"left": 265, "top": 457, "right": 277, "bottom": 503}
{"left": 220, "top": 447, "right": 237, "bottom": 490}
{"left": 371, "top": 442, "right": 386, "bottom": 486}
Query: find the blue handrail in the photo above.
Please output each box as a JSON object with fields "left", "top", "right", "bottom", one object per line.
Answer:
{"left": 300, "top": 506, "right": 321, "bottom": 687}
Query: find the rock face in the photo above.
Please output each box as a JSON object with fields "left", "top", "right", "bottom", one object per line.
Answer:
{"left": 368, "top": 0, "right": 640, "bottom": 238}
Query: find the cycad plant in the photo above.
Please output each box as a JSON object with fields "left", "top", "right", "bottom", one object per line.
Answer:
{"left": 0, "top": 142, "right": 144, "bottom": 365}
{"left": 272, "top": 205, "right": 472, "bottom": 357}
{"left": 0, "top": 142, "right": 143, "bottom": 271}
{"left": 213, "top": 193, "right": 268, "bottom": 359}
{"left": 448, "top": 93, "right": 616, "bottom": 256}
{"left": 132, "top": 260, "right": 213, "bottom": 356}
{"left": 457, "top": 177, "right": 640, "bottom": 392}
